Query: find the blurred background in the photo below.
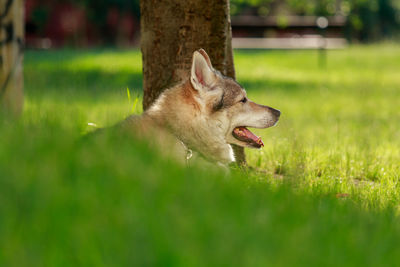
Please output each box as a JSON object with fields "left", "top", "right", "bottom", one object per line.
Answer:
{"left": 25, "top": 0, "right": 400, "bottom": 49}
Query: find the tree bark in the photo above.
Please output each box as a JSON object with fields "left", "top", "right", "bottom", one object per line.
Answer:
{"left": 140, "top": 0, "right": 246, "bottom": 164}
{"left": 0, "top": 0, "right": 24, "bottom": 118}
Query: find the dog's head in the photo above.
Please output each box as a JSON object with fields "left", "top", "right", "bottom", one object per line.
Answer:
{"left": 190, "top": 49, "right": 280, "bottom": 148}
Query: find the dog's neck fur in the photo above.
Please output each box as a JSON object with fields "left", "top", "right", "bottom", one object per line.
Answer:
{"left": 144, "top": 80, "right": 235, "bottom": 164}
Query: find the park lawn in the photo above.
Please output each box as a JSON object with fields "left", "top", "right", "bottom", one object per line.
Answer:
{"left": 1, "top": 45, "right": 400, "bottom": 266}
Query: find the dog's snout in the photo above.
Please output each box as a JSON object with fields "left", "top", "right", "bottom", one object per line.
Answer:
{"left": 269, "top": 107, "right": 281, "bottom": 118}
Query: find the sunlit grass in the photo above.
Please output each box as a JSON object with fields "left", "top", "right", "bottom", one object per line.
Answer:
{"left": 235, "top": 45, "right": 400, "bottom": 210}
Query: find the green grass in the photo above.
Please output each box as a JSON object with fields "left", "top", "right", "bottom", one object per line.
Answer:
{"left": 1, "top": 45, "right": 400, "bottom": 266}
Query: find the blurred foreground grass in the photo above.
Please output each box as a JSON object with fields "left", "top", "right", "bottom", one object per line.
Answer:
{"left": 1, "top": 45, "right": 400, "bottom": 265}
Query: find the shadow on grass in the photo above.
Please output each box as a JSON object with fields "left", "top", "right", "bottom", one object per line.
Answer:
{"left": 24, "top": 48, "right": 320, "bottom": 102}
{"left": 25, "top": 68, "right": 143, "bottom": 101}
{"left": 25, "top": 67, "right": 320, "bottom": 104}
{"left": 25, "top": 49, "right": 143, "bottom": 101}
{"left": 240, "top": 78, "right": 320, "bottom": 94}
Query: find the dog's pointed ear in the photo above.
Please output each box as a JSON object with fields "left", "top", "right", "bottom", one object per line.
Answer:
{"left": 197, "top": 48, "right": 213, "bottom": 69}
{"left": 190, "top": 49, "right": 215, "bottom": 91}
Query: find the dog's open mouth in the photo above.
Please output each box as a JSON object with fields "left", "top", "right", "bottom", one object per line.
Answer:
{"left": 232, "top": 127, "right": 264, "bottom": 148}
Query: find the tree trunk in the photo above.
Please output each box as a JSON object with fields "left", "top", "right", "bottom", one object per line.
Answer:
{"left": 140, "top": 0, "right": 246, "bottom": 164}
{"left": 0, "top": 0, "right": 24, "bottom": 118}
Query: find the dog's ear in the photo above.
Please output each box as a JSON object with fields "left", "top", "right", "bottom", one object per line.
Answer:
{"left": 190, "top": 50, "right": 215, "bottom": 91}
{"left": 197, "top": 49, "right": 213, "bottom": 69}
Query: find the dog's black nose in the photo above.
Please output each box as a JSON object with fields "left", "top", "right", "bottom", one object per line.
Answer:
{"left": 269, "top": 107, "right": 281, "bottom": 118}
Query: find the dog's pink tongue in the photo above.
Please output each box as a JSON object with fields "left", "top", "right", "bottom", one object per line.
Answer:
{"left": 233, "top": 127, "right": 264, "bottom": 147}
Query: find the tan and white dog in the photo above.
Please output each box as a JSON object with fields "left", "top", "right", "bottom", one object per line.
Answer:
{"left": 118, "top": 49, "right": 280, "bottom": 165}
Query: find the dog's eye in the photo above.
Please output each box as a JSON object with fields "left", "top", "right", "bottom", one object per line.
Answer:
{"left": 240, "top": 97, "right": 247, "bottom": 103}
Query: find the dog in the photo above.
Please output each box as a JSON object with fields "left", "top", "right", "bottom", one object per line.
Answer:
{"left": 117, "top": 49, "right": 280, "bottom": 165}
